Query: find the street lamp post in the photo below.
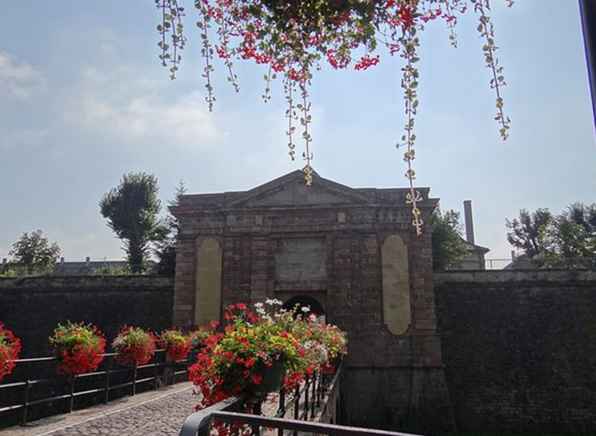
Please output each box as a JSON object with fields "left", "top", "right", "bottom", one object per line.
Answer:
{"left": 579, "top": 0, "right": 596, "bottom": 128}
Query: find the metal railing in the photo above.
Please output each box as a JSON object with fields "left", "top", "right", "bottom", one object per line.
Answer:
{"left": 486, "top": 256, "right": 596, "bottom": 270}
{"left": 484, "top": 258, "right": 513, "bottom": 270}
{"left": 0, "top": 349, "right": 189, "bottom": 426}
{"left": 209, "top": 413, "right": 421, "bottom": 436}
{"left": 180, "top": 362, "right": 421, "bottom": 436}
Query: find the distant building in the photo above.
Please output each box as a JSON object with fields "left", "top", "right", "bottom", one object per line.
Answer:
{"left": 52, "top": 257, "right": 130, "bottom": 275}
{"left": 448, "top": 200, "right": 490, "bottom": 270}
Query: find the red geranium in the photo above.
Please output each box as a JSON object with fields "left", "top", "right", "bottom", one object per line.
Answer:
{"left": 113, "top": 326, "right": 157, "bottom": 367}
{"left": 159, "top": 329, "right": 191, "bottom": 361}
{"left": 49, "top": 321, "right": 106, "bottom": 376}
{"left": 0, "top": 322, "right": 21, "bottom": 382}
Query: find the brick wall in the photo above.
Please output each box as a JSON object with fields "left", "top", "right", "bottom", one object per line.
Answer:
{"left": 2, "top": 267, "right": 596, "bottom": 432}
{"left": 0, "top": 276, "right": 173, "bottom": 356}
{"left": 171, "top": 171, "right": 454, "bottom": 433}
{"left": 435, "top": 270, "right": 596, "bottom": 434}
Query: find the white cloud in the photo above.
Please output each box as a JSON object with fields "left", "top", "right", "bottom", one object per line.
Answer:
{"left": 0, "top": 51, "right": 45, "bottom": 99}
{"left": 62, "top": 66, "right": 221, "bottom": 149}
{"left": 0, "top": 128, "right": 48, "bottom": 151}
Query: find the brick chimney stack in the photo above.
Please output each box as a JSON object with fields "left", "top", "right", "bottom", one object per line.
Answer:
{"left": 463, "top": 200, "right": 475, "bottom": 245}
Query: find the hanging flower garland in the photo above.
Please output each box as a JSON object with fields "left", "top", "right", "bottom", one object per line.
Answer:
{"left": 156, "top": 0, "right": 513, "bottom": 235}
{"left": 0, "top": 322, "right": 21, "bottom": 382}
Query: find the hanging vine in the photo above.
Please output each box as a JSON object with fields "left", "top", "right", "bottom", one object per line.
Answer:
{"left": 155, "top": 0, "right": 513, "bottom": 235}
{"left": 155, "top": 0, "right": 186, "bottom": 80}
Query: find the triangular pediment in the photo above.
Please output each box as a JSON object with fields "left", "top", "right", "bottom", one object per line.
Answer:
{"left": 227, "top": 170, "right": 370, "bottom": 208}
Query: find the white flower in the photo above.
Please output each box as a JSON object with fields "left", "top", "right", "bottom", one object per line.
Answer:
{"left": 254, "top": 302, "right": 264, "bottom": 308}
{"left": 301, "top": 306, "right": 311, "bottom": 313}
{"left": 304, "top": 340, "right": 328, "bottom": 364}
{"left": 265, "top": 298, "right": 283, "bottom": 306}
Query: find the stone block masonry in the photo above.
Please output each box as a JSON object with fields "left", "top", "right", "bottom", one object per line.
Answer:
{"left": 0, "top": 275, "right": 173, "bottom": 356}
{"left": 435, "top": 270, "right": 596, "bottom": 434}
{"left": 171, "top": 170, "right": 454, "bottom": 433}
{"left": 2, "top": 259, "right": 595, "bottom": 433}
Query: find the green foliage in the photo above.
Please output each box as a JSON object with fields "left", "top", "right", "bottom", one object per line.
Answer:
{"left": 0, "top": 269, "right": 16, "bottom": 278}
{"left": 155, "top": 180, "right": 186, "bottom": 276}
{"left": 555, "top": 203, "right": 596, "bottom": 257}
{"left": 49, "top": 321, "right": 103, "bottom": 350}
{"left": 507, "top": 203, "right": 596, "bottom": 268}
{"left": 8, "top": 230, "right": 61, "bottom": 275}
{"left": 431, "top": 209, "right": 468, "bottom": 271}
{"left": 92, "top": 264, "right": 132, "bottom": 276}
{"left": 100, "top": 172, "right": 165, "bottom": 274}
{"left": 506, "top": 209, "right": 553, "bottom": 258}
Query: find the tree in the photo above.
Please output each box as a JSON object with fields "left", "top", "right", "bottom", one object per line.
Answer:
{"left": 155, "top": 180, "right": 186, "bottom": 276}
{"left": 506, "top": 209, "right": 553, "bottom": 258}
{"left": 8, "top": 230, "right": 61, "bottom": 275}
{"left": 100, "top": 173, "right": 165, "bottom": 273}
{"left": 506, "top": 204, "right": 596, "bottom": 269}
{"left": 549, "top": 203, "right": 596, "bottom": 264}
{"left": 431, "top": 209, "right": 468, "bottom": 271}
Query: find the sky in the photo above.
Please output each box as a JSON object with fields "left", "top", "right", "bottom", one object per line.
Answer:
{"left": 0, "top": 1, "right": 594, "bottom": 263}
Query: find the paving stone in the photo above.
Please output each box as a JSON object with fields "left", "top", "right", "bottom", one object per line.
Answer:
{"left": 1, "top": 383, "right": 197, "bottom": 436}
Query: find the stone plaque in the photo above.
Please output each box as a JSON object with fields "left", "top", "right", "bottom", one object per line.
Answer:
{"left": 274, "top": 238, "right": 327, "bottom": 285}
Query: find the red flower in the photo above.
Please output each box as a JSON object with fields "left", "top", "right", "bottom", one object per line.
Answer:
{"left": 159, "top": 329, "right": 191, "bottom": 361}
{"left": 251, "top": 373, "right": 263, "bottom": 385}
{"left": 354, "top": 55, "right": 380, "bottom": 71}
{"left": 397, "top": 5, "right": 415, "bottom": 29}
{"left": 113, "top": 326, "right": 156, "bottom": 367}
{"left": 0, "top": 323, "right": 21, "bottom": 382}
{"left": 50, "top": 322, "right": 105, "bottom": 376}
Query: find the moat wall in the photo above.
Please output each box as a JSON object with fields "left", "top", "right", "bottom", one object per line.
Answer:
{"left": 435, "top": 270, "right": 596, "bottom": 434}
{"left": 1, "top": 271, "right": 596, "bottom": 434}
{"left": 0, "top": 276, "right": 173, "bottom": 356}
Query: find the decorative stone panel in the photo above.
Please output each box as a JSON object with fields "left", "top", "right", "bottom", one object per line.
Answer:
{"left": 382, "top": 234, "right": 411, "bottom": 335}
{"left": 195, "top": 238, "right": 222, "bottom": 325}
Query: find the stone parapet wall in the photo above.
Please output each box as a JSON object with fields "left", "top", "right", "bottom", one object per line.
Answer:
{"left": 435, "top": 270, "right": 596, "bottom": 433}
{"left": 2, "top": 267, "right": 595, "bottom": 432}
{"left": 0, "top": 276, "right": 173, "bottom": 356}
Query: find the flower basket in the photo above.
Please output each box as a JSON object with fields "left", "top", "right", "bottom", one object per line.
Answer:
{"left": 159, "top": 329, "right": 191, "bottom": 362}
{"left": 0, "top": 323, "right": 21, "bottom": 382}
{"left": 189, "top": 300, "right": 348, "bottom": 414}
{"left": 49, "top": 322, "right": 106, "bottom": 376}
{"left": 251, "top": 359, "right": 285, "bottom": 396}
{"left": 112, "top": 326, "right": 156, "bottom": 367}
{"left": 188, "top": 323, "right": 217, "bottom": 364}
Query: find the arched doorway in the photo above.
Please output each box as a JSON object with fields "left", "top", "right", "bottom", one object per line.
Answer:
{"left": 282, "top": 295, "right": 325, "bottom": 320}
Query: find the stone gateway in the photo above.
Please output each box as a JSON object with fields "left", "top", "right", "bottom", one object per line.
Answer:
{"left": 171, "top": 170, "right": 454, "bottom": 432}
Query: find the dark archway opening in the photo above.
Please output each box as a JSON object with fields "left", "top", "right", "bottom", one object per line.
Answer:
{"left": 282, "top": 295, "right": 325, "bottom": 318}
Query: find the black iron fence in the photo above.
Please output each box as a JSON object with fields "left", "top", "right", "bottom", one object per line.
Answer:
{"left": 0, "top": 349, "right": 189, "bottom": 427}
{"left": 179, "top": 362, "right": 418, "bottom": 436}
{"left": 208, "top": 413, "right": 421, "bottom": 436}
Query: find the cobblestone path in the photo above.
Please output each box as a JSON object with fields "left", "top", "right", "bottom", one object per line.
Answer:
{"left": 1, "top": 383, "right": 197, "bottom": 436}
